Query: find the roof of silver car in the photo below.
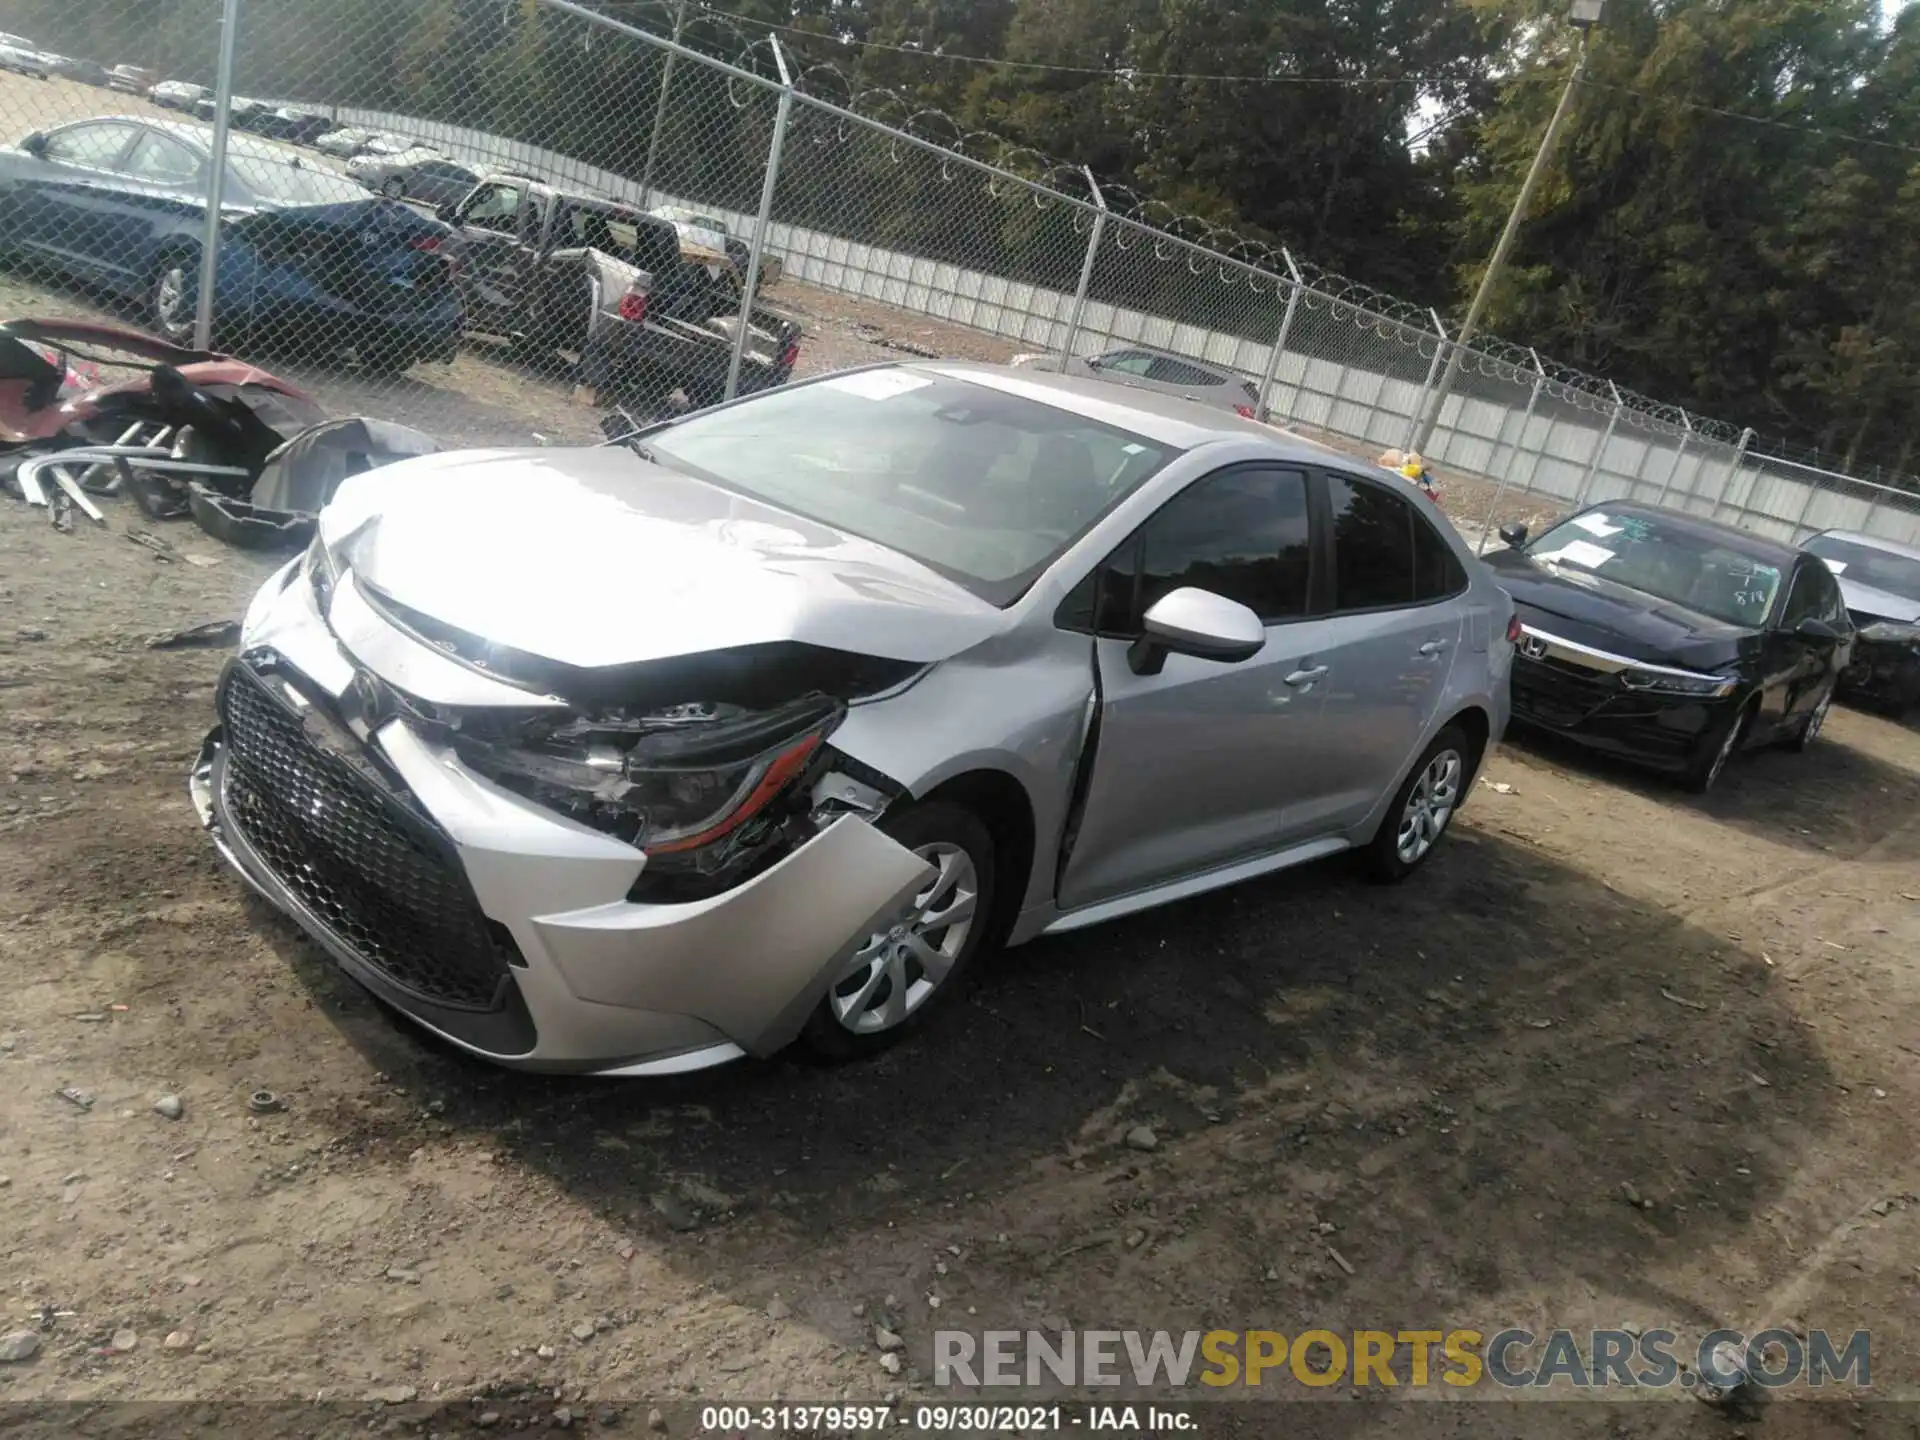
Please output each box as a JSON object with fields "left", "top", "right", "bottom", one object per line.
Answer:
{"left": 915, "top": 360, "right": 1353, "bottom": 460}
{"left": 1810, "top": 528, "right": 1920, "bottom": 562}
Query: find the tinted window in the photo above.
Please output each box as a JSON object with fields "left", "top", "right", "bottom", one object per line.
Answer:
{"left": 644, "top": 370, "right": 1177, "bottom": 606}
{"left": 1081, "top": 467, "right": 1311, "bottom": 632}
{"left": 1328, "top": 474, "right": 1418, "bottom": 611}
{"left": 1412, "top": 505, "right": 1467, "bottom": 601}
{"left": 1145, "top": 357, "right": 1222, "bottom": 387}
{"left": 44, "top": 122, "right": 134, "bottom": 167}
{"left": 121, "top": 130, "right": 202, "bottom": 185}
{"left": 1783, "top": 563, "right": 1846, "bottom": 628}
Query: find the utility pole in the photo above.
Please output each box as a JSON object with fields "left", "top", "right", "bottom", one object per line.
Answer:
{"left": 1410, "top": 2, "right": 1603, "bottom": 457}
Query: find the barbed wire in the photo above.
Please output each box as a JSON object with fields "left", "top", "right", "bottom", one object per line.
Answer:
{"left": 544, "top": 0, "right": 1911, "bottom": 482}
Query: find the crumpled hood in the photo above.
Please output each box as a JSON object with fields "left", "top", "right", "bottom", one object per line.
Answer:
{"left": 1836, "top": 577, "right": 1920, "bottom": 625}
{"left": 1483, "top": 547, "right": 1755, "bottom": 668}
{"left": 320, "top": 446, "right": 1007, "bottom": 669}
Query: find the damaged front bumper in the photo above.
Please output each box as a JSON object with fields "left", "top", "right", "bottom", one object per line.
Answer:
{"left": 190, "top": 561, "right": 934, "bottom": 1076}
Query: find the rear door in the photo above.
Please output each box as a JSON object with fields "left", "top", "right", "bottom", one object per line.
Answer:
{"left": 1056, "top": 462, "right": 1341, "bottom": 909}
{"left": 1295, "top": 468, "right": 1468, "bottom": 830}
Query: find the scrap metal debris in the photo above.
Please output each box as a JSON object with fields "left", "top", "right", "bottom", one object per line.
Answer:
{"left": 146, "top": 620, "right": 243, "bottom": 651}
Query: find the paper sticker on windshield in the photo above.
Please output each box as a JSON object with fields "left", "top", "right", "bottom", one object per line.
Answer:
{"left": 1542, "top": 539, "right": 1616, "bottom": 569}
{"left": 1121, "top": 443, "right": 1147, "bottom": 455}
{"left": 823, "top": 370, "right": 934, "bottom": 401}
{"left": 1572, "top": 513, "right": 1623, "bottom": 538}
{"left": 1821, "top": 559, "right": 1847, "bottom": 574}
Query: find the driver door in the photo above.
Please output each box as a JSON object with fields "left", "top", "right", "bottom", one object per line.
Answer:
{"left": 446, "top": 180, "right": 528, "bottom": 334}
{"left": 1762, "top": 559, "right": 1846, "bottom": 736}
{"left": 1056, "top": 463, "right": 1345, "bottom": 910}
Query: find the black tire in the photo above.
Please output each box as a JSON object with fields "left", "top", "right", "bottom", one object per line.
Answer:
{"left": 1783, "top": 681, "right": 1835, "bottom": 753}
{"left": 797, "top": 799, "right": 996, "bottom": 1063}
{"left": 1361, "top": 724, "right": 1473, "bottom": 882}
{"left": 1683, "top": 697, "right": 1755, "bottom": 793}
{"left": 381, "top": 176, "right": 406, "bottom": 198}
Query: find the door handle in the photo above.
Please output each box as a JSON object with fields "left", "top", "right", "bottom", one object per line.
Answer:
{"left": 1418, "top": 639, "right": 1450, "bottom": 656}
{"left": 1284, "top": 665, "right": 1328, "bottom": 686}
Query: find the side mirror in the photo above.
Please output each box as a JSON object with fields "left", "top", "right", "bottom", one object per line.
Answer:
{"left": 1083, "top": 355, "right": 1103, "bottom": 370}
{"left": 1128, "top": 587, "right": 1266, "bottom": 676}
{"left": 1794, "top": 616, "right": 1841, "bottom": 643}
{"left": 1497, "top": 522, "right": 1528, "bottom": 549}
{"left": 21, "top": 131, "right": 47, "bottom": 157}
{"left": 433, "top": 201, "right": 456, "bottom": 225}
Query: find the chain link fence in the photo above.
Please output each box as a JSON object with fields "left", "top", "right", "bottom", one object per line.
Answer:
{"left": 1, "top": 0, "right": 1917, "bottom": 551}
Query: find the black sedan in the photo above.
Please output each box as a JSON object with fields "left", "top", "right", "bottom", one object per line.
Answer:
{"left": 1487, "top": 502, "right": 1852, "bottom": 792}
{"left": 0, "top": 116, "right": 464, "bottom": 371}
{"left": 1802, "top": 529, "right": 1920, "bottom": 715}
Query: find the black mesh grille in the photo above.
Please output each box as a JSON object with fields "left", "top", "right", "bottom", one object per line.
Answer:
{"left": 218, "top": 660, "right": 517, "bottom": 1012}
{"left": 1512, "top": 653, "right": 1616, "bottom": 725}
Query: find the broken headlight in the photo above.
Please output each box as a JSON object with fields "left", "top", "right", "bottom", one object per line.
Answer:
{"left": 452, "top": 693, "right": 843, "bottom": 856}
{"left": 305, "top": 532, "right": 341, "bottom": 613}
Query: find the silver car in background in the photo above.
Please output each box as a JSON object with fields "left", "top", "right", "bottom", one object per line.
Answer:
{"left": 348, "top": 149, "right": 480, "bottom": 204}
{"left": 192, "top": 364, "right": 1512, "bottom": 1076}
{"left": 1010, "top": 344, "right": 1269, "bottom": 421}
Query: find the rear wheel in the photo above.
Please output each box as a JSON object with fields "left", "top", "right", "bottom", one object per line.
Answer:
{"left": 797, "top": 800, "right": 995, "bottom": 1063}
{"left": 1361, "top": 725, "right": 1470, "bottom": 882}
{"left": 1683, "top": 698, "right": 1754, "bottom": 793}
{"left": 1784, "top": 682, "right": 1834, "bottom": 752}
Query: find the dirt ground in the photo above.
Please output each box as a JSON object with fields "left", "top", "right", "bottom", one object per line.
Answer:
{"left": 5, "top": 67, "right": 1920, "bottom": 1440}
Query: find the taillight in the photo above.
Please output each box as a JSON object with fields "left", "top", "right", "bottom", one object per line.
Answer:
{"left": 617, "top": 288, "right": 649, "bottom": 324}
{"left": 1234, "top": 403, "right": 1256, "bottom": 419}
{"left": 411, "top": 233, "right": 459, "bottom": 279}
{"left": 778, "top": 338, "right": 799, "bottom": 369}
{"left": 1506, "top": 614, "right": 1523, "bottom": 645}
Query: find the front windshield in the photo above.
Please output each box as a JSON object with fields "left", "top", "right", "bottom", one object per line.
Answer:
{"left": 1803, "top": 535, "right": 1920, "bottom": 602}
{"left": 642, "top": 369, "right": 1178, "bottom": 605}
{"left": 1527, "top": 508, "right": 1783, "bottom": 628}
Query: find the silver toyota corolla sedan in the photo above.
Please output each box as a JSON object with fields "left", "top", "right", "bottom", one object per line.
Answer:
{"left": 191, "top": 363, "right": 1514, "bottom": 1075}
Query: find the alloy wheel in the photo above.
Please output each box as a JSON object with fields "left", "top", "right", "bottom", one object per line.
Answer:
{"left": 1705, "top": 713, "right": 1743, "bottom": 788}
{"left": 1395, "top": 748, "right": 1461, "bottom": 866}
{"left": 1804, "top": 690, "right": 1832, "bottom": 745}
{"left": 154, "top": 265, "right": 192, "bottom": 341}
{"left": 829, "top": 841, "right": 978, "bottom": 1035}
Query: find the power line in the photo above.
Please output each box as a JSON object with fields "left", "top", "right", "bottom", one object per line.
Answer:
{"left": 687, "top": 1, "right": 1419, "bottom": 87}
{"left": 1580, "top": 79, "right": 1920, "bottom": 158}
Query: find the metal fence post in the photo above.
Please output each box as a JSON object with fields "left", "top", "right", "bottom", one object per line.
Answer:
{"left": 1402, "top": 309, "right": 1448, "bottom": 453}
{"left": 1474, "top": 350, "right": 1546, "bottom": 554}
{"left": 724, "top": 36, "right": 791, "bottom": 402}
{"left": 1060, "top": 168, "right": 1107, "bottom": 361}
{"left": 193, "top": 0, "right": 243, "bottom": 351}
{"left": 1651, "top": 410, "right": 1694, "bottom": 506}
{"left": 1708, "top": 426, "right": 1754, "bottom": 524}
{"left": 638, "top": 0, "right": 688, "bottom": 209}
{"left": 1255, "top": 249, "right": 1303, "bottom": 422}
{"left": 1572, "top": 381, "right": 1624, "bottom": 508}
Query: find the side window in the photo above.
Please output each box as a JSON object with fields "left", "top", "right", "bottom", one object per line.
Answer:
{"left": 1412, "top": 505, "right": 1468, "bottom": 601}
{"left": 43, "top": 123, "right": 135, "bottom": 168}
{"left": 1145, "top": 357, "right": 1220, "bottom": 387}
{"left": 1085, "top": 466, "right": 1312, "bottom": 632}
{"left": 1780, "top": 566, "right": 1821, "bottom": 628}
{"left": 1098, "top": 351, "right": 1154, "bottom": 377}
{"left": 1327, "top": 473, "right": 1419, "bottom": 611}
{"left": 460, "top": 183, "right": 522, "bottom": 233}
{"left": 1816, "top": 564, "right": 1848, "bottom": 624}
{"left": 120, "top": 131, "right": 204, "bottom": 186}
{"left": 525, "top": 189, "right": 551, "bottom": 244}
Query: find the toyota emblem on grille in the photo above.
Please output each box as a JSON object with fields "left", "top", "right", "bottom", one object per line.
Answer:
{"left": 1519, "top": 634, "right": 1549, "bottom": 660}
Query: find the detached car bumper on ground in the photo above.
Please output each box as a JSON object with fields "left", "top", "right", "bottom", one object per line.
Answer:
{"left": 192, "top": 364, "right": 1510, "bottom": 1074}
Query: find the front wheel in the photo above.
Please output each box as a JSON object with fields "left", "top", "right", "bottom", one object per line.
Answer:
{"left": 797, "top": 800, "right": 996, "bottom": 1062}
{"left": 1361, "top": 725, "right": 1470, "bottom": 882}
